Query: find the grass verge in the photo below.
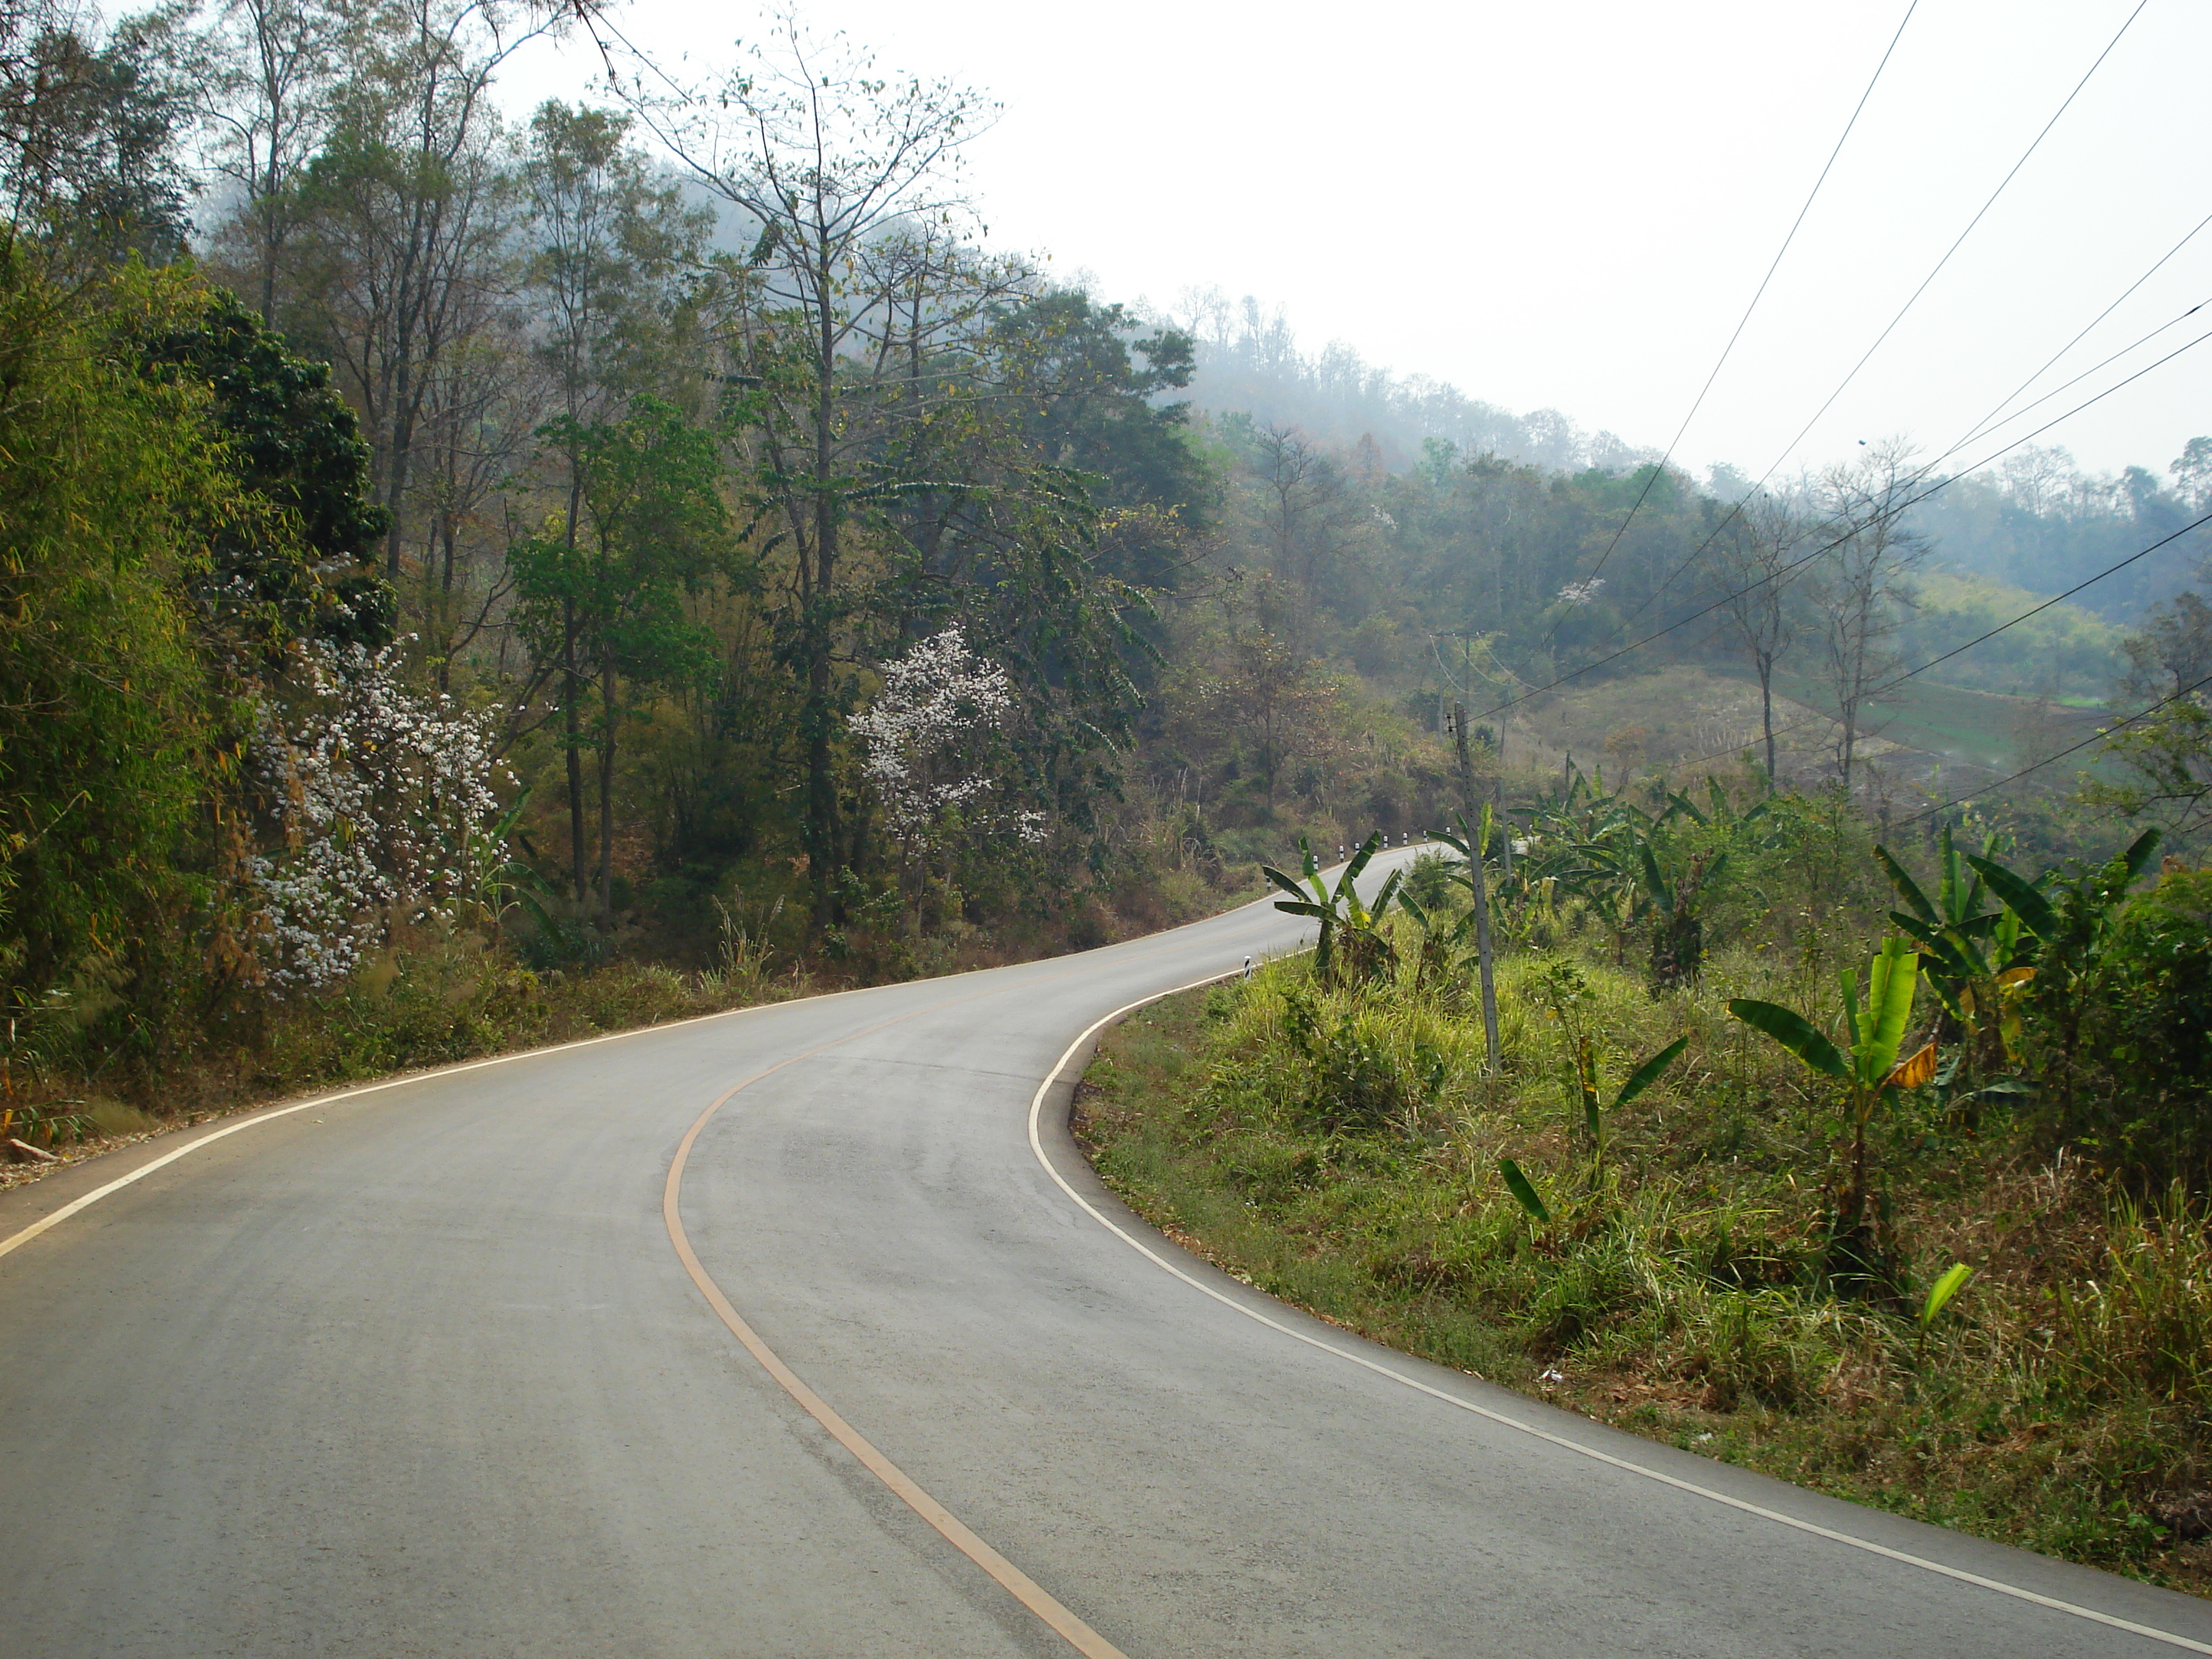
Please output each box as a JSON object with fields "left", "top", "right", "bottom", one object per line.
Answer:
{"left": 1076, "top": 965, "right": 2212, "bottom": 1598}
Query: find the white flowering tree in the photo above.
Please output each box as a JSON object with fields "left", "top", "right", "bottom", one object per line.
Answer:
{"left": 848, "top": 627, "right": 1045, "bottom": 921}
{"left": 246, "top": 641, "right": 512, "bottom": 990}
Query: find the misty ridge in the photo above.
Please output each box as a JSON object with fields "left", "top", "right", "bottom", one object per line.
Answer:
{"left": 1133, "top": 286, "right": 2207, "bottom": 628}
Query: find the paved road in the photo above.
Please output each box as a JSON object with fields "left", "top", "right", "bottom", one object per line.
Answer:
{"left": 4, "top": 878, "right": 2209, "bottom": 1658}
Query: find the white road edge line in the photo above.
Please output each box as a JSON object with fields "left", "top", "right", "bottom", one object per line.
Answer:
{"left": 0, "top": 982, "right": 874, "bottom": 1266}
{"left": 1027, "top": 971, "right": 2212, "bottom": 1658}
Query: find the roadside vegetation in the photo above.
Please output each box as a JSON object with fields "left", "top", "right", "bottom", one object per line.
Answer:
{"left": 1079, "top": 777, "right": 2212, "bottom": 1595}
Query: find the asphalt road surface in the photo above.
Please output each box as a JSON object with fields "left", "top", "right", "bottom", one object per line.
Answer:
{"left": 4, "top": 874, "right": 2210, "bottom": 1658}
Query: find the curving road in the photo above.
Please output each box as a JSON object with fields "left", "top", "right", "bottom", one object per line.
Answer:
{"left": 3, "top": 878, "right": 2209, "bottom": 1658}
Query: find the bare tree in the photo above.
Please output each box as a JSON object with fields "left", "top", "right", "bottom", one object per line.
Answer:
{"left": 280, "top": 0, "right": 561, "bottom": 580}
{"left": 617, "top": 13, "right": 1016, "bottom": 925}
{"left": 1704, "top": 485, "right": 1812, "bottom": 788}
{"left": 192, "top": 0, "right": 348, "bottom": 323}
{"left": 1812, "top": 439, "right": 1930, "bottom": 793}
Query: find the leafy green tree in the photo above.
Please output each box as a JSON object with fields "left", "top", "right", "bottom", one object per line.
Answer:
{"left": 509, "top": 397, "right": 728, "bottom": 915}
{"left": 516, "top": 97, "right": 709, "bottom": 897}
{"left": 2069, "top": 863, "right": 2212, "bottom": 1182}
{"left": 986, "top": 287, "right": 1210, "bottom": 587}
{"left": 0, "top": 2, "right": 194, "bottom": 265}
{"left": 0, "top": 258, "right": 230, "bottom": 1028}
{"left": 633, "top": 17, "right": 1017, "bottom": 925}
{"left": 138, "top": 284, "right": 395, "bottom": 661}
{"left": 1989, "top": 829, "right": 2164, "bottom": 1148}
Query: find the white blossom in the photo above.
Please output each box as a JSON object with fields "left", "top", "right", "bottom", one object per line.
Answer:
{"left": 246, "top": 641, "right": 511, "bottom": 991}
{"left": 1557, "top": 577, "right": 1606, "bottom": 606}
{"left": 848, "top": 626, "right": 1046, "bottom": 853}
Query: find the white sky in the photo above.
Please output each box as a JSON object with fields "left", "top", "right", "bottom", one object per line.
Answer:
{"left": 504, "top": 1, "right": 2212, "bottom": 482}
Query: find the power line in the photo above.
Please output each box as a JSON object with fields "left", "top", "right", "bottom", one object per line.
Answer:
{"left": 1899, "top": 669, "right": 2212, "bottom": 827}
{"left": 1948, "top": 206, "right": 2212, "bottom": 456}
{"left": 1632, "top": 507, "right": 2212, "bottom": 785}
{"left": 1587, "top": 1, "right": 2152, "bottom": 640}
{"left": 1469, "top": 323, "right": 2212, "bottom": 729}
{"left": 1733, "top": 0, "right": 2149, "bottom": 500}
{"left": 1611, "top": 297, "right": 2212, "bottom": 646}
{"left": 1938, "top": 295, "right": 2211, "bottom": 472}
{"left": 1882, "top": 506, "right": 2212, "bottom": 688}
{"left": 1555, "top": 1, "right": 1920, "bottom": 603}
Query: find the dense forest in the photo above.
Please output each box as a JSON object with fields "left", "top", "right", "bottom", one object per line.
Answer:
{"left": 1, "top": 0, "right": 2208, "bottom": 1145}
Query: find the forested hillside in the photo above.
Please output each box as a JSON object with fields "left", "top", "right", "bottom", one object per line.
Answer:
{"left": 1, "top": 0, "right": 2208, "bottom": 1155}
{"left": 1162, "top": 295, "right": 2210, "bottom": 622}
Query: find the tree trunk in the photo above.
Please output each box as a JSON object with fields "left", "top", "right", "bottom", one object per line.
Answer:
{"left": 562, "top": 597, "right": 587, "bottom": 907}
{"left": 804, "top": 257, "right": 842, "bottom": 930}
{"left": 598, "top": 668, "right": 617, "bottom": 919}
{"left": 1758, "top": 649, "right": 1778, "bottom": 788}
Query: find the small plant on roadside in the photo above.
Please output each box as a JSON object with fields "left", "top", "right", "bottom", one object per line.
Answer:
{"left": 1729, "top": 938, "right": 1936, "bottom": 1287}
{"left": 1263, "top": 833, "right": 1403, "bottom": 985}
{"left": 1917, "top": 1261, "right": 1974, "bottom": 1359}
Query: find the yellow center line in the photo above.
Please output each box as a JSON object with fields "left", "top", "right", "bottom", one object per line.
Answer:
{"left": 661, "top": 976, "right": 1156, "bottom": 1658}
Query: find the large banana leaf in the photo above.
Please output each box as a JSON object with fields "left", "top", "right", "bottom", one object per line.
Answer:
{"left": 1339, "top": 831, "right": 1383, "bottom": 887}
{"left": 1888, "top": 912, "right": 1987, "bottom": 984}
{"left": 1612, "top": 1036, "right": 1688, "bottom": 1110}
{"left": 1727, "top": 999, "right": 1850, "bottom": 1078}
{"left": 1861, "top": 938, "right": 1920, "bottom": 1082}
{"left": 1497, "top": 1156, "right": 1551, "bottom": 1224}
{"left": 1964, "top": 855, "right": 2058, "bottom": 943}
{"left": 1858, "top": 942, "right": 1928, "bottom": 1084}
{"left": 1875, "top": 843, "right": 1938, "bottom": 926}
{"left": 2121, "top": 827, "right": 2164, "bottom": 880}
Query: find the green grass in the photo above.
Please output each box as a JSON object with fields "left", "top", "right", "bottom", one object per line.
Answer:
{"left": 1076, "top": 945, "right": 2212, "bottom": 1597}
{"left": 1767, "top": 667, "right": 2110, "bottom": 774}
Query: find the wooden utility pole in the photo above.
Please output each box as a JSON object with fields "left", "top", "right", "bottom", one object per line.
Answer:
{"left": 1451, "top": 700, "right": 1501, "bottom": 1074}
{"left": 1494, "top": 710, "right": 1514, "bottom": 883}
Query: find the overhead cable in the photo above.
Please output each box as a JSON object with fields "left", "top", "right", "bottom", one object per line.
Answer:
{"left": 1899, "top": 669, "right": 2212, "bottom": 827}
{"left": 1550, "top": 1, "right": 1921, "bottom": 606}
{"left": 1467, "top": 323, "right": 2212, "bottom": 729}
{"left": 1588, "top": 1, "right": 2154, "bottom": 639}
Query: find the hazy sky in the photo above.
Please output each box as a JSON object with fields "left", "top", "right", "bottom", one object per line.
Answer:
{"left": 505, "top": 1, "right": 2211, "bottom": 482}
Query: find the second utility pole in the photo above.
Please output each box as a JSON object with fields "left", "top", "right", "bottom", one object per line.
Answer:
{"left": 1452, "top": 700, "right": 1501, "bottom": 1075}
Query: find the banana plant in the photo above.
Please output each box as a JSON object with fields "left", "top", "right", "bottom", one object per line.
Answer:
{"left": 1876, "top": 828, "right": 2033, "bottom": 1082}
{"left": 1394, "top": 891, "right": 1475, "bottom": 994}
{"left": 1428, "top": 810, "right": 1502, "bottom": 1064}
{"left": 1572, "top": 1034, "right": 1689, "bottom": 1179}
{"left": 1664, "top": 776, "right": 1773, "bottom": 838}
{"left": 1982, "top": 827, "right": 2162, "bottom": 1124}
{"left": 1729, "top": 937, "right": 1936, "bottom": 1237}
{"left": 1640, "top": 845, "right": 1726, "bottom": 991}
{"left": 1262, "top": 833, "right": 1403, "bottom": 983}
{"left": 1493, "top": 1035, "right": 1685, "bottom": 1228}
{"left": 1917, "top": 1262, "right": 1975, "bottom": 1359}
{"left": 1971, "top": 827, "right": 2161, "bottom": 971}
